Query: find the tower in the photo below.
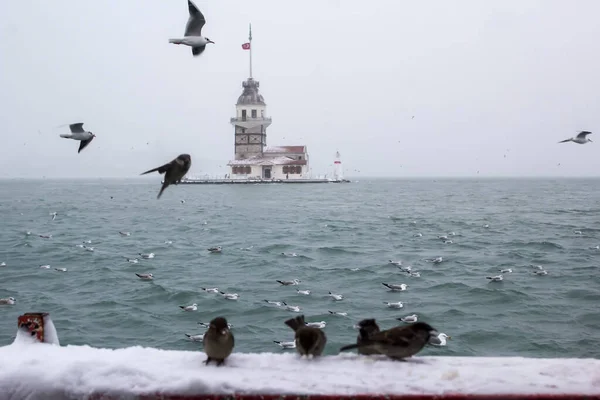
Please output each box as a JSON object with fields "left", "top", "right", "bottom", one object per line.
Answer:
{"left": 333, "top": 151, "right": 343, "bottom": 181}
{"left": 229, "top": 24, "right": 272, "bottom": 160}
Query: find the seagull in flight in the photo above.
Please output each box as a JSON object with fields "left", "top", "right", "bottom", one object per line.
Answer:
{"left": 559, "top": 131, "right": 592, "bottom": 144}
{"left": 169, "top": 0, "right": 214, "bottom": 57}
{"left": 59, "top": 123, "right": 96, "bottom": 153}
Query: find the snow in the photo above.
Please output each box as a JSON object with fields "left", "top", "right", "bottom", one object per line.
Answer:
{"left": 1, "top": 330, "right": 599, "bottom": 398}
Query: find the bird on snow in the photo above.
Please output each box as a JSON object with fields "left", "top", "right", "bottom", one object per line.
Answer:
{"left": 59, "top": 123, "right": 95, "bottom": 153}
{"left": 559, "top": 131, "right": 592, "bottom": 144}
{"left": 169, "top": 0, "right": 215, "bottom": 57}
{"left": 140, "top": 154, "right": 192, "bottom": 199}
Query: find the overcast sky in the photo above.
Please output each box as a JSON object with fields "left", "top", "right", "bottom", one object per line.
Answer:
{"left": 1, "top": 0, "right": 599, "bottom": 178}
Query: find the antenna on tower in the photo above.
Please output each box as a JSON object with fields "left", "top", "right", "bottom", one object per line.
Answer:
{"left": 249, "top": 23, "right": 253, "bottom": 79}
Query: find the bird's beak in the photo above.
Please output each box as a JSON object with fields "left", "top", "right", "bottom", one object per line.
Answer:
{"left": 446, "top": 336, "right": 452, "bottom": 340}
{"left": 220, "top": 329, "right": 228, "bottom": 335}
{"left": 208, "top": 40, "right": 215, "bottom": 44}
{"left": 589, "top": 139, "right": 593, "bottom": 142}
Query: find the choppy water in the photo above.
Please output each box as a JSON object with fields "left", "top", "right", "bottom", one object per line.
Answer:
{"left": 1, "top": 178, "right": 600, "bottom": 358}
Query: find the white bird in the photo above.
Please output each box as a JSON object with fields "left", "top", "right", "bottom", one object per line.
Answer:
{"left": 281, "top": 252, "right": 298, "bottom": 257}
{"left": 382, "top": 282, "right": 408, "bottom": 291}
{"left": 408, "top": 271, "right": 421, "bottom": 277}
{"left": 127, "top": 258, "right": 139, "bottom": 264}
{"left": 486, "top": 275, "right": 503, "bottom": 282}
{"left": 533, "top": 270, "right": 549, "bottom": 276}
{"left": 0, "top": 262, "right": 6, "bottom": 267}
{"left": 328, "top": 311, "right": 348, "bottom": 316}
{"left": 82, "top": 240, "right": 92, "bottom": 244}
{"left": 274, "top": 340, "right": 296, "bottom": 349}
{"left": 164, "top": 240, "right": 173, "bottom": 245}
{"left": 119, "top": 231, "right": 131, "bottom": 236}
{"left": 383, "top": 301, "right": 404, "bottom": 309}
{"left": 207, "top": 246, "right": 222, "bottom": 253}
{"left": 531, "top": 265, "right": 544, "bottom": 270}
{"left": 50, "top": 212, "right": 57, "bottom": 221}
{"left": 136, "top": 273, "right": 153, "bottom": 280}
{"left": 54, "top": 267, "right": 67, "bottom": 272}
{"left": 39, "top": 264, "right": 50, "bottom": 269}
{"left": 296, "top": 289, "right": 311, "bottom": 295}
{"left": 201, "top": 287, "right": 219, "bottom": 293}
{"left": 590, "top": 245, "right": 600, "bottom": 250}
{"left": 559, "top": 130, "right": 593, "bottom": 144}
{"left": 0, "top": 297, "right": 16, "bottom": 305}
{"left": 59, "top": 123, "right": 96, "bottom": 153}
{"left": 219, "top": 291, "right": 239, "bottom": 300}
{"left": 438, "top": 235, "right": 448, "bottom": 240}
{"left": 276, "top": 279, "right": 300, "bottom": 286}
{"left": 429, "top": 332, "right": 451, "bottom": 346}
{"left": 84, "top": 246, "right": 94, "bottom": 252}
{"left": 328, "top": 291, "right": 343, "bottom": 301}
{"left": 198, "top": 321, "right": 232, "bottom": 329}
{"left": 574, "top": 230, "right": 583, "bottom": 235}
{"left": 399, "top": 265, "right": 412, "bottom": 272}
{"left": 281, "top": 302, "right": 301, "bottom": 312}
{"left": 388, "top": 260, "right": 402, "bottom": 266}
{"left": 139, "top": 253, "right": 155, "bottom": 259}
{"left": 483, "top": 224, "right": 490, "bottom": 228}
{"left": 169, "top": 0, "right": 215, "bottom": 57}
{"left": 427, "top": 256, "right": 443, "bottom": 263}
{"left": 499, "top": 268, "right": 513, "bottom": 273}
{"left": 184, "top": 333, "right": 204, "bottom": 342}
{"left": 180, "top": 303, "right": 198, "bottom": 311}
{"left": 305, "top": 321, "right": 326, "bottom": 329}
{"left": 449, "top": 232, "right": 456, "bottom": 236}
{"left": 413, "top": 233, "right": 423, "bottom": 237}
{"left": 398, "top": 314, "right": 418, "bottom": 323}
{"left": 264, "top": 300, "right": 283, "bottom": 307}
{"left": 444, "top": 240, "right": 453, "bottom": 244}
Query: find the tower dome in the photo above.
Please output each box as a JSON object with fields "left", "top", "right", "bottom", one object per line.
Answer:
{"left": 237, "top": 78, "right": 265, "bottom": 106}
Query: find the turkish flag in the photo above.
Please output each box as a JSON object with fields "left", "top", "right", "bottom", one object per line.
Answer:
{"left": 241, "top": 42, "right": 251, "bottom": 50}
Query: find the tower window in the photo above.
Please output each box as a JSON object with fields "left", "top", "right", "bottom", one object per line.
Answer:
{"left": 251, "top": 109, "right": 257, "bottom": 118}
{"left": 261, "top": 110, "right": 264, "bottom": 118}
{"left": 283, "top": 166, "right": 289, "bottom": 174}
{"left": 241, "top": 110, "right": 247, "bottom": 121}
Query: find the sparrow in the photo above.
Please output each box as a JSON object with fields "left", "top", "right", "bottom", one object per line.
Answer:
{"left": 59, "top": 122, "right": 96, "bottom": 153}
{"left": 339, "top": 321, "right": 438, "bottom": 361}
{"left": 140, "top": 154, "right": 192, "bottom": 199}
{"left": 284, "top": 315, "right": 327, "bottom": 357}
{"left": 203, "top": 316, "right": 234, "bottom": 366}
{"left": 354, "top": 318, "right": 381, "bottom": 356}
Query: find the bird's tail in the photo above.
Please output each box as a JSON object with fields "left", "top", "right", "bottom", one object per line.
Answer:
{"left": 285, "top": 315, "right": 306, "bottom": 331}
{"left": 169, "top": 38, "right": 184, "bottom": 44}
{"left": 558, "top": 139, "right": 571, "bottom": 143}
{"left": 179, "top": 306, "right": 185, "bottom": 309}
{"left": 156, "top": 182, "right": 169, "bottom": 199}
{"left": 339, "top": 343, "right": 360, "bottom": 352}
{"left": 59, "top": 133, "right": 71, "bottom": 138}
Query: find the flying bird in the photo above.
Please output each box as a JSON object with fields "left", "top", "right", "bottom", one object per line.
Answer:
{"left": 140, "top": 154, "right": 192, "bottom": 199}
{"left": 559, "top": 131, "right": 592, "bottom": 144}
{"left": 59, "top": 123, "right": 95, "bottom": 153}
{"left": 169, "top": 0, "right": 215, "bottom": 57}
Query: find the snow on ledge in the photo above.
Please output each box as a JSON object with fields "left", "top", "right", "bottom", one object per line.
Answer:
{"left": 1, "top": 336, "right": 599, "bottom": 398}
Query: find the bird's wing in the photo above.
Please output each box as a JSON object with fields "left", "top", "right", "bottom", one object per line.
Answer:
{"left": 141, "top": 160, "right": 173, "bottom": 175}
{"left": 192, "top": 46, "right": 206, "bottom": 56}
{"left": 78, "top": 136, "right": 94, "bottom": 153}
{"left": 184, "top": 0, "right": 206, "bottom": 36}
{"left": 69, "top": 123, "right": 85, "bottom": 133}
{"left": 577, "top": 131, "right": 592, "bottom": 139}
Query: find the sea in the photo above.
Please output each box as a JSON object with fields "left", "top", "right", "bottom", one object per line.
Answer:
{"left": 1, "top": 178, "right": 600, "bottom": 358}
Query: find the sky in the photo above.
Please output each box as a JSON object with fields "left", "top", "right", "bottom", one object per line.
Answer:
{"left": 1, "top": 0, "right": 599, "bottom": 178}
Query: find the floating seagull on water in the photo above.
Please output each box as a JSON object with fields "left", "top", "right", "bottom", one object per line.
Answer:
{"left": 119, "top": 231, "right": 131, "bottom": 236}
{"left": 398, "top": 314, "right": 418, "bottom": 323}
{"left": 198, "top": 321, "right": 232, "bottom": 329}
{"left": 383, "top": 301, "right": 404, "bottom": 309}
{"left": 276, "top": 279, "right": 301, "bottom": 286}
{"left": 207, "top": 246, "right": 222, "bottom": 253}
{"left": 139, "top": 253, "right": 155, "bottom": 259}
{"left": 140, "top": 154, "right": 192, "bottom": 199}
{"left": 281, "top": 302, "right": 300, "bottom": 312}
{"left": 429, "top": 332, "right": 451, "bottom": 346}
{"left": 533, "top": 270, "right": 548, "bottom": 276}
{"left": 559, "top": 131, "right": 593, "bottom": 144}
{"left": 382, "top": 282, "right": 408, "bottom": 291}
{"left": 574, "top": 230, "right": 583, "bottom": 235}
{"left": 50, "top": 212, "right": 57, "bottom": 221}
{"left": 499, "top": 268, "right": 513, "bottom": 273}
{"left": 184, "top": 333, "right": 204, "bottom": 342}
{"left": 297, "top": 289, "right": 311, "bottom": 295}
{"left": 407, "top": 271, "right": 421, "bottom": 277}
{"left": 388, "top": 260, "right": 402, "bottom": 266}
{"left": 0, "top": 262, "right": 6, "bottom": 267}
{"left": 201, "top": 287, "right": 219, "bottom": 293}
{"left": 82, "top": 240, "right": 92, "bottom": 244}
{"left": 54, "top": 267, "right": 67, "bottom": 272}
{"left": 444, "top": 240, "right": 453, "bottom": 244}
{"left": 449, "top": 232, "right": 456, "bottom": 236}
{"left": 427, "top": 256, "right": 443, "bottom": 263}
{"left": 164, "top": 240, "right": 173, "bottom": 245}
{"left": 413, "top": 233, "right": 423, "bottom": 237}
{"left": 483, "top": 224, "right": 490, "bottom": 228}
{"left": 126, "top": 258, "right": 139, "bottom": 264}
{"left": 590, "top": 245, "right": 600, "bottom": 250}
{"left": 274, "top": 340, "right": 296, "bottom": 349}
{"left": 438, "top": 235, "right": 448, "bottom": 240}
{"left": 169, "top": 0, "right": 215, "bottom": 57}
{"left": 59, "top": 123, "right": 96, "bottom": 153}
{"left": 219, "top": 291, "right": 239, "bottom": 300}
{"left": 281, "top": 252, "right": 298, "bottom": 257}
{"left": 0, "top": 297, "right": 16, "bottom": 305}
{"left": 180, "top": 303, "right": 198, "bottom": 311}
{"left": 264, "top": 300, "right": 284, "bottom": 307}
{"left": 84, "top": 246, "right": 94, "bottom": 252}
{"left": 39, "top": 264, "right": 50, "bottom": 269}
{"left": 328, "top": 291, "right": 343, "bottom": 301}
{"left": 328, "top": 311, "right": 348, "bottom": 316}
{"left": 486, "top": 275, "right": 503, "bottom": 282}
{"left": 136, "top": 273, "right": 153, "bottom": 280}
{"left": 305, "top": 321, "right": 326, "bottom": 329}
{"left": 531, "top": 265, "right": 544, "bottom": 270}
{"left": 399, "top": 265, "right": 412, "bottom": 272}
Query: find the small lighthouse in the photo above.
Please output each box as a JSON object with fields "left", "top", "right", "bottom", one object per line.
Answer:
{"left": 333, "top": 151, "right": 343, "bottom": 181}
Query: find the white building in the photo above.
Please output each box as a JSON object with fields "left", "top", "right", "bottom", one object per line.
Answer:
{"left": 227, "top": 77, "right": 310, "bottom": 180}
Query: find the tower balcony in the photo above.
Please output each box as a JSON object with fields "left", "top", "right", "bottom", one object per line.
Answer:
{"left": 230, "top": 117, "right": 272, "bottom": 129}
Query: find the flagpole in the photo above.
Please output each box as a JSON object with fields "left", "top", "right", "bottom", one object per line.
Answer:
{"left": 249, "top": 23, "right": 253, "bottom": 79}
